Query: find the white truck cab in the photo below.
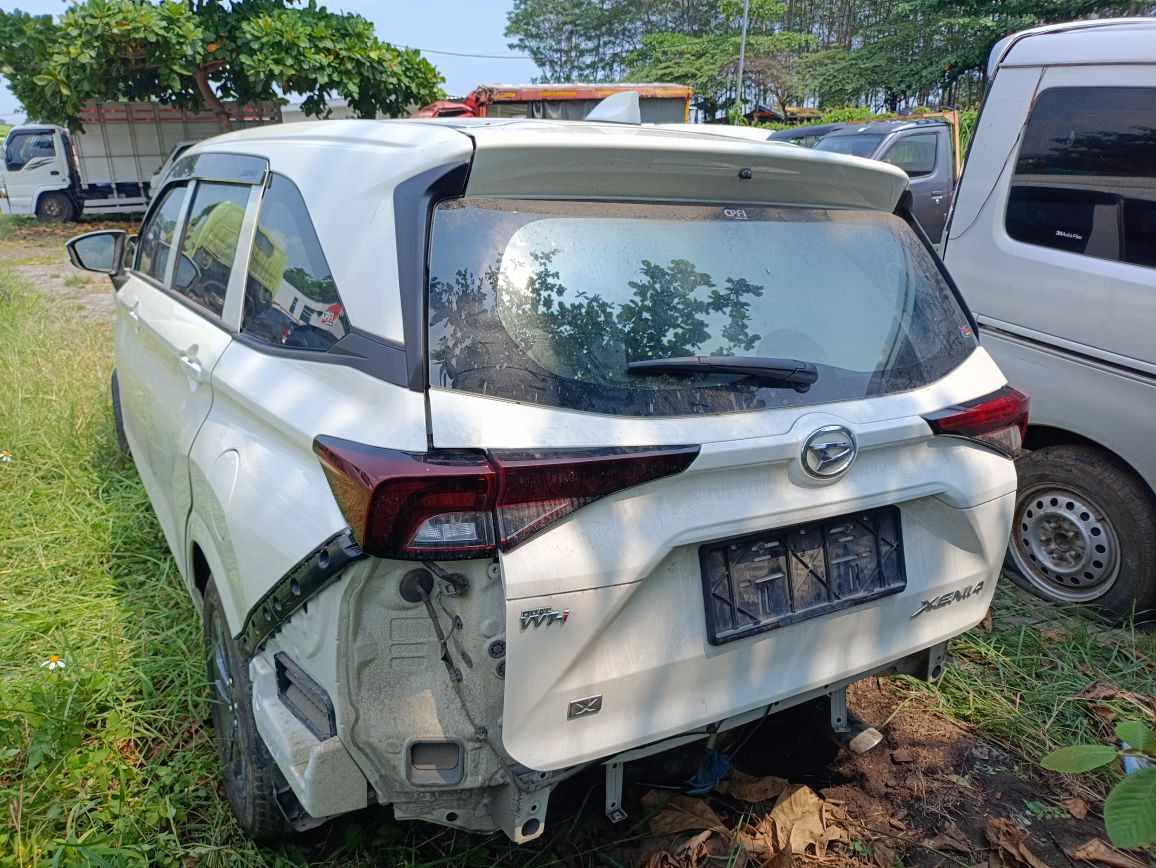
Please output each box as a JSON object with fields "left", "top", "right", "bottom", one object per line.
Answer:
{"left": 943, "top": 18, "right": 1156, "bottom": 620}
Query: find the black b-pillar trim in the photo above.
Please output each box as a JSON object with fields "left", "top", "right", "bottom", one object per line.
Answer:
{"left": 238, "top": 530, "right": 366, "bottom": 656}
{"left": 392, "top": 159, "right": 472, "bottom": 393}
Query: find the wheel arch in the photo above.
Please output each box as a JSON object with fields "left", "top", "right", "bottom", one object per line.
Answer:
{"left": 1023, "top": 424, "right": 1156, "bottom": 506}
{"left": 185, "top": 524, "right": 247, "bottom": 636}
{"left": 32, "top": 186, "right": 78, "bottom": 218}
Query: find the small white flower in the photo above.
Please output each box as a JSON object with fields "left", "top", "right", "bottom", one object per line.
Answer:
{"left": 0, "top": 450, "right": 12, "bottom": 462}
{"left": 40, "top": 654, "right": 66, "bottom": 670}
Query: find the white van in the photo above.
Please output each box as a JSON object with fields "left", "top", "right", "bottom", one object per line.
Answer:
{"left": 943, "top": 18, "right": 1156, "bottom": 620}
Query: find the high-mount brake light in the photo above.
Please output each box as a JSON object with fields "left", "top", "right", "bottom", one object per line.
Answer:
{"left": 313, "top": 438, "right": 699, "bottom": 559}
{"left": 922, "top": 386, "right": 1030, "bottom": 457}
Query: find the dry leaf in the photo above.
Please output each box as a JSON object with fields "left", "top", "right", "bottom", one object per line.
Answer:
{"left": 872, "top": 839, "right": 897, "bottom": 868}
{"left": 1076, "top": 681, "right": 1156, "bottom": 721}
{"left": 718, "top": 769, "right": 789, "bottom": 803}
{"left": 922, "top": 820, "right": 972, "bottom": 854}
{"left": 981, "top": 609, "right": 993, "bottom": 632}
{"left": 643, "top": 792, "right": 729, "bottom": 838}
{"left": 679, "top": 829, "right": 725, "bottom": 868}
{"left": 646, "top": 852, "right": 680, "bottom": 868}
{"left": 770, "top": 784, "right": 827, "bottom": 855}
{"left": 983, "top": 818, "right": 1050, "bottom": 868}
{"left": 1061, "top": 796, "right": 1089, "bottom": 820}
{"left": 1067, "top": 838, "right": 1147, "bottom": 868}
{"left": 890, "top": 748, "right": 916, "bottom": 763}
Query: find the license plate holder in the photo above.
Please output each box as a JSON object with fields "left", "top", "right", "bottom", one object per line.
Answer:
{"left": 699, "top": 507, "right": 905, "bottom": 645}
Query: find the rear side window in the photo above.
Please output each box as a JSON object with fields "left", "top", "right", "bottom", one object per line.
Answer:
{"left": 882, "top": 133, "right": 937, "bottom": 177}
{"left": 241, "top": 175, "right": 349, "bottom": 351}
{"left": 136, "top": 185, "right": 188, "bottom": 283}
{"left": 428, "top": 199, "right": 977, "bottom": 418}
{"left": 175, "top": 182, "right": 250, "bottom": 317}
{"left": 1006, "top": 87, "right": 1156, "bottom": 269}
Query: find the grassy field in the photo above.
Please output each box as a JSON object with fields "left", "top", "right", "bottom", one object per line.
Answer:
{"left": 0, "top": 245, "right": 1152, "bottom": 866}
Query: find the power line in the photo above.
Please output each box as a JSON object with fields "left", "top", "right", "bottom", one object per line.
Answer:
{"left": 399, "top": 45, "right": 533, "bottom": 60}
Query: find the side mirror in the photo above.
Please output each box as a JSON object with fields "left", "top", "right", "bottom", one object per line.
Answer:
{"left": 66, "top": 230, "right": 126, "bottom": 275}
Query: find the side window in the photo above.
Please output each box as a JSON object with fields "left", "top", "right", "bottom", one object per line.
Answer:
{"left": 136, "top": 185, "right": 188, "bottom": 283}
{"left": 242, "top": 175, "right": 349, "bottom": 351}
{"left": 5, "top": 131, "right": 55, "bottom": 171}
{"left": 882, "top": 133, "right": 937, "bottom": 178}
{"left": 1006, "top": 86, "right": 1156, "bottom": 269}
{"left": 174, "top": 182, "right": 251, "bottom": 318}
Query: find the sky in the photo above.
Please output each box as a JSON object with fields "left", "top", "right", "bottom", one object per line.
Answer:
{"left": 0, "top": 0, "right": 541, "bottom": 123}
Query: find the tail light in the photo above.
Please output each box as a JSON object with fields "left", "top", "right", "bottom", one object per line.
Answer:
{"left": 313, "top": 437, "right": 699, "bottom": 559}
{"left": 922, "top": 385, "right": 1030, "bottom": 457}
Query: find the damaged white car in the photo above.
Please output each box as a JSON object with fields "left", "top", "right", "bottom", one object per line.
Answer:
{"left": 66, "top": 110, "right": 1024, "bottom": 842}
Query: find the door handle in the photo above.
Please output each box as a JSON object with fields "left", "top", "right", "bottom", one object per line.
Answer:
{"left": 179, "top": 354, "right": 204, "bottom": 383}
{"left": 50, "top": 170, "right": 60, "bottom": 176}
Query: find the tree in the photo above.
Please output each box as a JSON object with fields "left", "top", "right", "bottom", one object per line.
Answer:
{"left": 0, "top": 0, "right": 443, "bottom": 131}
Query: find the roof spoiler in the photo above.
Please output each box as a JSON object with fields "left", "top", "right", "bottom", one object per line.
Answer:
{"left": 585, "top": 91, "right": 641, "bottom": 125}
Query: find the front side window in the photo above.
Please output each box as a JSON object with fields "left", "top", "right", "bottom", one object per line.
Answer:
{"left": 175, "top": 182, "right": 250, "bottom": 317}
{"left": 241, "top": 175, "right": 349, "bottom": 350}
{"left": 882, "top": 133, "right": 937, "bottom": 177}
{"left": 1006, "top": 86, "right": 1156, "bottom": 269}
{"left": 5, "top": 131, "right": 55, "bottom": 171}
{"left": 136, "top": 185, "right": 188, "bottom": 283}
{"left": 428, "top": 199, "right": 977, "bottom": 417}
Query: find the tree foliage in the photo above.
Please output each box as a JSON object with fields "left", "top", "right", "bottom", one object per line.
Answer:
{"left": 508, "top": 0, "right": 1155, "bottom": 114}
{"left": 0, "top": 0, "right": 444, "bottom": 130}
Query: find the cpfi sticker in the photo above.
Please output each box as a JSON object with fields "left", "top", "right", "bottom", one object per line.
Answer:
{"left": 520, "top": 607, "right": 570, "bottom": 630}
{"left": 723, "top": 208, "right": 749, "bottom": 220}
{"left": 910, "top": 581, "right": 985, "bottom": 618}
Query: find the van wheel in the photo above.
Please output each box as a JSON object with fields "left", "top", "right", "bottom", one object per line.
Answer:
{"left": 1005, "top": 445, "right": 1156, "bottom": 622}
{"left": 34, "top": 192, "right": 76, "bottom": 223}
{"left": 203, "top": 578, "right": 291, "bottom": 840}
{"left": 110, "top": 370, "right": 129, "bottom": 455}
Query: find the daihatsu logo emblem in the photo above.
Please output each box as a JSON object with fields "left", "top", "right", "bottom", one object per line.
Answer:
{"left": 802, "top": 425, "right": 857, "bottom": 478}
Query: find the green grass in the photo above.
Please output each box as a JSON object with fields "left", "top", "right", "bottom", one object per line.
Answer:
{"left": 0, "top": 255, "right": 1153, "bottom": 865}
{"left": 898, "top": 585, "right": 1155, "bottom": 779}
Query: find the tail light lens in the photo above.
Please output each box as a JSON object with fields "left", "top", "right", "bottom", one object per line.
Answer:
{"left": 922, "top": 385, "right": 1030, "bottom": 457}
{"left": 313, "top": 437, "right": 699, "bottom": 559}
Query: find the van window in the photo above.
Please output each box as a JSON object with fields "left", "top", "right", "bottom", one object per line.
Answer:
{"left": 175, "top": 182, "right": 250, "bottom": 317}
{"left": 428, "top": 199, "right": 977, "bottom": 418}
{"left": 241, "top": 175, "right": 349, "bottom": 350}
{"left": 882, "top": 133, "right": 937, "bottom": 177}
{"left": 1006, "top": 87, "right": 1156, "bottom": 269}
{"left": 136, "top": 185, "right": 188, "bottom": 284}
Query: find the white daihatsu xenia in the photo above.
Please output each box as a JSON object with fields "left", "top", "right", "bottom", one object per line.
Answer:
{"left": 67, "top": 114, "right": 1024, "bottom": 842}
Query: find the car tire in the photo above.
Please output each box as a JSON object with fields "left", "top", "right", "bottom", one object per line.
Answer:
{"left": 1005, "top": 444, "right": 1156, "bottom": 622}
{"left": 110, "top": 370, "right": 129, "bottom": 455}
{"left": 203, "top": 578, "right": 291, "bottom": 841}
{"left": 34, "top": 192, "right": 76, "bottom": 223}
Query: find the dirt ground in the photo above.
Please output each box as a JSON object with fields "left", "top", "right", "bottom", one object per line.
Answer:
{"left": 3, "top": 219, "right": 1148, "bottom": 868}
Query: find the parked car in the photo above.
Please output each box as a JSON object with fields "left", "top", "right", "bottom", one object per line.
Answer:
{"left": 66, "top": 114, "right": 1023, "bottom": 842}
{"left": 767, "top": 121, "right": 847, "bottom": 147}
{"left": 815, "top": 119, "right": 957, "bottom": 245}
{"left": 942, "top": 17, "right": 1156, "bottom": 621}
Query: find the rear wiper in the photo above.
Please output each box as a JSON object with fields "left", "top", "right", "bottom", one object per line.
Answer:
{"left": 626, "top": 356, "right": 819, "bottom": 392}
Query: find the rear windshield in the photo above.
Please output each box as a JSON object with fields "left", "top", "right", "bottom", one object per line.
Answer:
{"left": 815, "top": 135, "right": 884, "bottom": 158}
{"left": 427, "top": 199, "right": 976, "bottom": 417}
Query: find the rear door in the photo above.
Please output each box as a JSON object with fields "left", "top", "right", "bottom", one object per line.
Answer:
{"left": 423, "top": 193, "right": 1014, "bottom": 769}
{"left": 116, "top": 160, "right": 264, "bottom": 575}
{"left": 879, "top": 128, "right": 952, "bottom": 243}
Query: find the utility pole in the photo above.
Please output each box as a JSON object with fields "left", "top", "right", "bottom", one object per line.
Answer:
{"left": 735, "top": 0, "right": 750, "bottom": 121}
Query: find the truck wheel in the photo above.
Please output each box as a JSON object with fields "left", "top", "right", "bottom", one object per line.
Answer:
{"left": 34, "top": 192, "right": 76, "bottom": 223}
{"left": 110, "top": 370, "right": 129, "bottom": 455}
{"left": 1005, "top": 444, "right": 1156, "bottom": 622}
{"left": 203, "top": 578, "right": 291, "bottom": 841}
